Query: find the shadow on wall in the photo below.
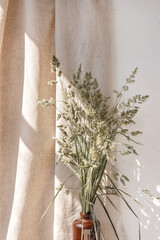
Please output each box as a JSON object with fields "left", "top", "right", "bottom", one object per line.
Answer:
{"left": 117, "top": 154, "right": 160, "bottom": 240}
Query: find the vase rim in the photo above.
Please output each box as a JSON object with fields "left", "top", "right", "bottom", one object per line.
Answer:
{"left": 80, "top": 212, "right": 91, "bottom": 219}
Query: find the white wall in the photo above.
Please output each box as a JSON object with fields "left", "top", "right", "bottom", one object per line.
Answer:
{"left": 112, "top": 1, "right": 160, "bottom": 239}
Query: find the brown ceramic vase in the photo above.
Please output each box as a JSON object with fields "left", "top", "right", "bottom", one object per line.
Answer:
{"left": 73, "top": 212, "right": 100, "bottom": 240}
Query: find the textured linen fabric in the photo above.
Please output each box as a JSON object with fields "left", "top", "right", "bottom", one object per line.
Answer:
{"left": 0, "top": 0, "right": 55, "bottom": 239}
{"left": 1, "top": 0, "right": 160, "bottom": 240}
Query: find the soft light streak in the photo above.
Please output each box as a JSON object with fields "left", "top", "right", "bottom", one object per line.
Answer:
{"left": 156, "top": 185, "right": 160, "bottom": 193}
{"left": 22, "top": 33, "right": 39, "bottom": 131}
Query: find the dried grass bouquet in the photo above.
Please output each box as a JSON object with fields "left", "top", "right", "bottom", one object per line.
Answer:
{"left": 37, "top": 56, "right": 149, "bottom": 239}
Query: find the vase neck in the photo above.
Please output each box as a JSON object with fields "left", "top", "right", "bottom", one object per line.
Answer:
{"left": 80, "top": 212, "right": 91, "bottom": 220}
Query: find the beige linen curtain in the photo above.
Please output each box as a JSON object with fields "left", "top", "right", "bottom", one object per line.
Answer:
{"left": 0, "top": 0, "right": 56, "bottom": 239}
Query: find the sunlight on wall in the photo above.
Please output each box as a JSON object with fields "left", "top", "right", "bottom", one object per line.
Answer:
{"left": 133, "top": 159, "right": 141, "bottom": 182}
{"left": 157, "top": 185, "right": 160, "bottom": 193}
